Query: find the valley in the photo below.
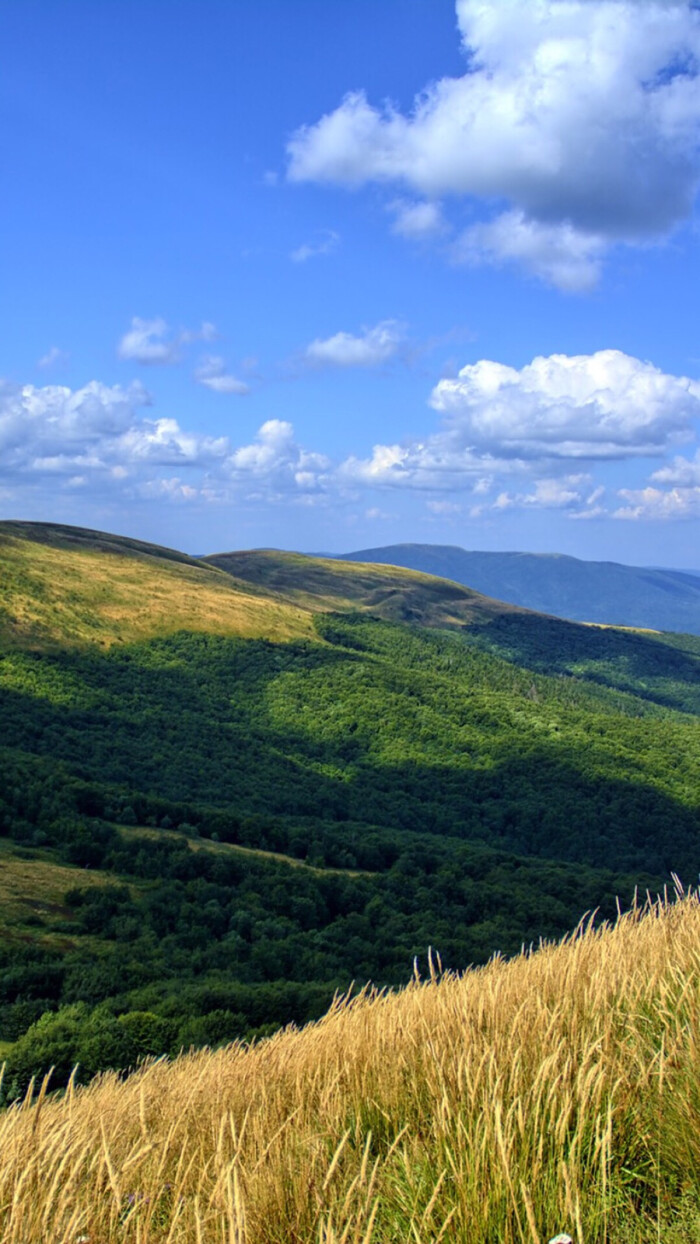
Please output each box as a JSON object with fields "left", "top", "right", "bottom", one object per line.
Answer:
{"left": 1, "top": 521, "right": 699, "bottom": 1105}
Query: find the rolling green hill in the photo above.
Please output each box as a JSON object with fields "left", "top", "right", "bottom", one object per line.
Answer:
{"left": 339, "top": 542, "right": 700, "bottom": 633}
{"left": 204, "top": 546, "right": 527, "bottom": 627}
{"left": 0, "top": 520, "right": 313, "bottom": 648}
{"left": 1, "top": 522, "right": 699, "bottom": 1096}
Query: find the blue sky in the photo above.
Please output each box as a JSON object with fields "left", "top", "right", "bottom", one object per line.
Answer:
{"left": 3, "top": 0, "right": 700, "bottom": 565}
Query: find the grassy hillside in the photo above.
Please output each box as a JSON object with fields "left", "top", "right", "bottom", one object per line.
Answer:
{"left": 339, "top": 542, "right": 700, "bottom": 634}
{"left": 2, "top": 523, "right": 700, "bottom": 1091}
{"left": 204, "top": 547, "right": 526, "bottom": 628}
{"left": 1, "top": 896, "right": 698, "bottom": 1243}
{"left": 0, "top": 521, "right": 313, "bottom": 648}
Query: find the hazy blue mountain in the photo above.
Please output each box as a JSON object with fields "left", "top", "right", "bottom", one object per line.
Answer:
{"left": 338, "top": 544, "right": 700, "bottom": 634}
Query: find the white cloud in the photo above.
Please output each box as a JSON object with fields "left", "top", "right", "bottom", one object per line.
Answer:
{"left": 304, "top": 319, "right": 405, "bottom": 368}
{"left": 455, "top": 211, "right": 605, "bottom": 292}
{"left": 614, "top": 485, "right": 700, "bottom": 519}
{"left": 137, "top": 477, "right": 199, "bottom": 502}
{"left": 430, "top": 350, "right": 700, "bottom": 459}
{"left": 0, "top": 380, "right": 228, "bottom": 488}
{"left": 288, "top": 0, "right": 700, "bottom": 285}
{"left": 227, "top": 419, "right": 331, "bottom": 496}
{"left": 181, "top": 321, "right": 217, "bottom": 346}
{"left": 0, "top": 378, "right": 335, "bottom": 509}
{"left": 493, "top": 475, "right": 589, "bottom": 510}
{"left": 389, "top": 200, "right": 446, "bottom": 240}
{"left": 117, "top": 318, "right": 180, "bottom": 365}
{"left": 339, "top": 439, "right": 509, "bottom": 491}
{"left": 651, "top": 450, "right": 700, "bottom": 486}
{"left": 337, "top": 350, "right": 700, "bottom": 499}
{"left": 290, "top": 230, "right": 340, "bottom": 262}
{"left": 37, "top": 346, "right": 69, "bottom": 369}
{"left": 6, "top": 346, "right": 700, "bottom": 522}
{"left": 117, "top": 317, "right": 217, "bottom": 365}
{"left": 569, "top": 505, "right": 606, "bottom": 520}
{"left": 116, "top": 417, "right": 229, "bottom": 466}
{"left": 195, "top": 356, "right": 251, "bottom": 396}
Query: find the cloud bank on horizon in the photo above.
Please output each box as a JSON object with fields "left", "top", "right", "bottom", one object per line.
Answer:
{"left": 4, "top": 346, "right": 700, "bottom": 523}
{"left": 288, "top": 0, "right": 700, "bottom": 290}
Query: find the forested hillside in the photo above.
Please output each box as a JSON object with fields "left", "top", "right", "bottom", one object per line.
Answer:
{"left": 340, "top": 543, "right": 700, "bottom": 633}
{"left": 1, "top": 521, "right": 699, "bottom": 1096}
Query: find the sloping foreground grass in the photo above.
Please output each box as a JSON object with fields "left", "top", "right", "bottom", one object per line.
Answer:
{"left": 1, "top": 897, "right": 699, "bottom": 1244}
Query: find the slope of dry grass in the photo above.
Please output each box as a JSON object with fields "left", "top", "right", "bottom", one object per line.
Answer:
{"left": 0, "top": 525, "right": 313, "bottom": 649}
{"left": 0, "top": 523, "right": 523, "bottom": 652}
{"left": 204, "top": 548, "right": 528, "bottom": 629}
{"left": 1, "top": 895, "right": 699, "bottom": 1243}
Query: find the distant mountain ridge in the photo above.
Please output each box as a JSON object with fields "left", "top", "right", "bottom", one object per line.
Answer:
{"left": 338, "top": 544, "right": 700, "bottom": 634}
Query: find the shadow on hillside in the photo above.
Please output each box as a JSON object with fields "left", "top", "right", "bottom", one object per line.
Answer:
{"left": 466, "top": 613, "right": 700, "bottom": 714}
{"left": 1, "top": 629, "right": 698, "bottom": 881}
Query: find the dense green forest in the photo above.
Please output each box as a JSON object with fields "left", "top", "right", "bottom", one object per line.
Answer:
{"left": 1, "top": 525, "right": 699, "bottom": 1099}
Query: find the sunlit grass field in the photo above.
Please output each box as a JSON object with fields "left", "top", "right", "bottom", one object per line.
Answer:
{"left": 0, "top": 526, "right": 313, "bottom": 649}
{"left": 1, "top": 894, "right": 698, "bottom": 1244}
{"left": 0, "top": 522, "right": 522, "bottom": 655}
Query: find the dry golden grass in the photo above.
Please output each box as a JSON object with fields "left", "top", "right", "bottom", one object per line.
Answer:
{"left": 205, "top": 549, "right": 526, "bottom": 630}
{"left": 2, "top": 895, "right": 699, "bottom": 1243}
{"left": 0, "top": 532, "right": 313, "bottom": 650}
{"left": 0, "top": 522, "right": 527, "bottom": 654}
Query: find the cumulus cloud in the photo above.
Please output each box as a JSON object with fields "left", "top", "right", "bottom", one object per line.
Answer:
{"left": 651, "top": 450, "right": 700, "bottom": 486}
{"left": 304, "top": 320, "right": 405, "bottom": 368}
{"left": 6, "top": 346, "right": 700, "bottom": 521}
{"left": 0, "top": 380, "right": 229, "bottom": 490}
{"left": 290, "top": 230, "right": 340, "bottom": 262}
{"left": 492, "top": 475, "right": 589, "bottom": 510}
{"left": 117, "top": 317, "right": 217, "bottom": 365}
{"left": 339, "top": 440, "right": 509, "bottom": 492}
{"left": 430, "top": 350, "right": 700, "bottom": 459}
{"left": 195, "top": 356, "right": 251, "bottom": 396}
{"left": 288, "top": 0, "right": 700, "bottom": 285}
{"left": 337, "top": 350, "right": 700, "bottom": 502}
{"left": 0, "top": 379, "right": 333, "bottom": 509}
{"left": 227, "top": 420, "right": 331, "bottom": 498}
{"left": 388, "top": 200, "right": 446, "bottom": 240}
{"left": 455, "top": 211, "right": 605, "bottom": 292}
{"left": 614, "top": 485, "right": 700, "bottom": 519}
{"left": 137, "top": 477, "right": 199, "bottom": 502}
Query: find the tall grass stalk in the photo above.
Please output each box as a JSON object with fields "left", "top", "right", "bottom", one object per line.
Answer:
{"left": 1, "top": 895, "right": 699, "bottom": 1243}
